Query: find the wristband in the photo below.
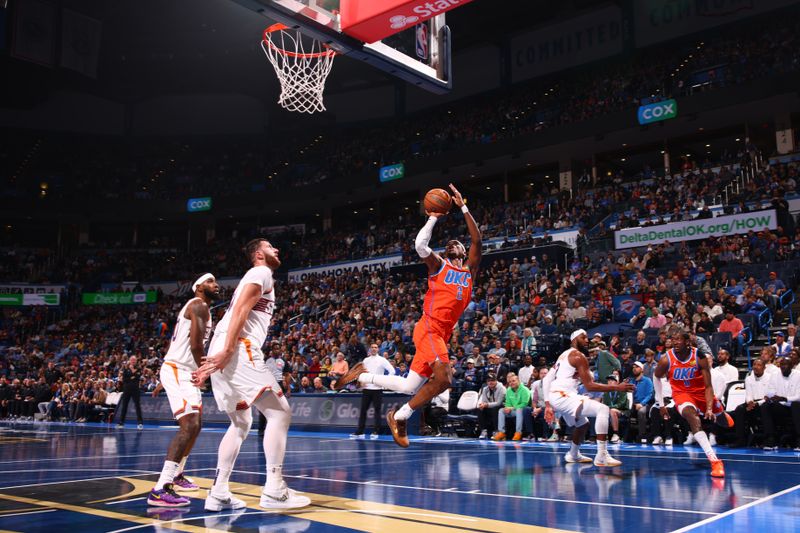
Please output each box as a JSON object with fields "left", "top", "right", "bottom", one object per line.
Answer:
{"left": 461, "top": 205, "right": 469, "bottom": 214}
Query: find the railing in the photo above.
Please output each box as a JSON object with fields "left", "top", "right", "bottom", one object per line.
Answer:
{"left": 780, "top": 290, "right": 795, "bottom": 324}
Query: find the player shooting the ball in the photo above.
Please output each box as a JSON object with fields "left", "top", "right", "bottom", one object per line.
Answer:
{"left": 334, "top": 183, "right": 481, "bottom": 447}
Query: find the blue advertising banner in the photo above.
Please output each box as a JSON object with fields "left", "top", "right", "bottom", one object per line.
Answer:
{"left": 613, "top": 295, "right": 642, "bottom": 321}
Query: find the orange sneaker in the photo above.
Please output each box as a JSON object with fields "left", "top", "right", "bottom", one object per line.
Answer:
{"left": 512, "top": 432, "right": 523, "bottom": 441}
{"left": 492, "top": 432, "right": 506, "bottom": 441}
{"left": 710, "top": 460, "right": 725, "bottom": 478}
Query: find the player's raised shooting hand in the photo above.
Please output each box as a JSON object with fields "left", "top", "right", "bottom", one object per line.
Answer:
{"left": 425, "top": 210, "right": 442, "bottom": 218}
{"left": 448, "top": 183, "right": 465, "bottom": 208}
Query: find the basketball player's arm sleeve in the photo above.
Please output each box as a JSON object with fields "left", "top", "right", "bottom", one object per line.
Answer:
{"left": 415, "top": 216, "right": 437, "bottom": 258}
{"left": 653, "top": 376, "right": 663, "bottom": 406}
{"left": 653, "top": 358, "right": 668, "bottom": 406}
{"left": 542, "top": 367, "right": 556, "bottom": 407}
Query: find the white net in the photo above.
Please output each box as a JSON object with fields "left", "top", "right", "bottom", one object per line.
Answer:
{"left": 261, "top": 25, "right": 336, "bottom": 114}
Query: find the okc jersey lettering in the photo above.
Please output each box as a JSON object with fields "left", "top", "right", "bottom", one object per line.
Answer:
{"left": 424, "top": 260, "right": 473, "bottom": 334}
{"left": 666, "top": 347, "right": 705, "bottom": 393}
{"left": 672, "top": 367, "right": 697, "bottom": 381}
{"left": 443, "top": 269, "right": 471, "bottom": 287}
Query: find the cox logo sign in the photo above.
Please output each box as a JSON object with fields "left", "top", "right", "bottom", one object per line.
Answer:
{"left": 379, "top": 163, "right": 405, "bottom": 183}
{"left": 637, "top": 99, "right": 678, "bottom": 125}
{"left": 187, "top": 197, "right": 212, "bottom": 212}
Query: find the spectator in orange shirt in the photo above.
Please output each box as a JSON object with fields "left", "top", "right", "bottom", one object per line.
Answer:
{"left": 718, "top": 309, "right": 746, "bottom": 355}
{"left": 330, "top": 352, "right": 350, "bottom": 382}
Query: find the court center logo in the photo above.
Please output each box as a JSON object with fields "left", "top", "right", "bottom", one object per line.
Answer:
{"left": 319, "top": 399, "right": 335, "bottom": 422}
{"left": 390, "top": 15, "right": 419, "bottom": 30}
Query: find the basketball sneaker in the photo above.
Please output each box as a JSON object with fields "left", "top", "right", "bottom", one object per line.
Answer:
{"left": 172, "top": 474, "right": 199, "bottom": 492}
{"left": 710, "top": 460, "right": 725, "bottom": 478}
{"left": 332, "top": 362, "right": 364, "bottom": 391}
{"left": 564, "top": 451, "right": 593, "bottom": 463}
{"left": 386, "top": 409, "right": 409, "bottom": 448}
{"left": 652, "top": 436, "right": 664, "bottom": 445}
{"left": 594, "top": 452, "right": 622, "bottom": 467}
{"left": 260, "top": 480, "right": 311, "bottom": 509}
{"left": 204, "top": 490, "right": 246, "bottom": 512}
{"left": 147, "top": 484, "right": 190, "bottom": 507}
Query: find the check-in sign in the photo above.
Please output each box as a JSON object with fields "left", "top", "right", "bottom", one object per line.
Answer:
{"left": 637, "top": 99, "right": 677, "bottom": 125}
{"left": 187, "top": 197, "right": 212, "bottom": 212}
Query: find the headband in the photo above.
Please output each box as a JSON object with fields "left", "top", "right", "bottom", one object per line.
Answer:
{"left": 570, "top": 329, "right": 587, "bottom": 342}
{"left": 192, "top": 273, "right": 214, "bottom": 292}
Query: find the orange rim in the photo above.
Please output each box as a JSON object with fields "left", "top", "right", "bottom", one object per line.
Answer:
{"left": 262, "top": 24, "right": 336, "bottom": 59}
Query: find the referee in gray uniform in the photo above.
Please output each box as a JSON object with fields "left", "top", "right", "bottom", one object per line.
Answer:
{"left": 352, "top": 343, "right": 395, "bottom": 439}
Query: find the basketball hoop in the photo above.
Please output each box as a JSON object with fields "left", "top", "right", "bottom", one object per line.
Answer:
{"left": 261, "top": 24, "right": 336, "bottom": 114}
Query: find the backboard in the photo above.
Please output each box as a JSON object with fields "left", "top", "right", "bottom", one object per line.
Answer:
{"left": 232, "top": 0, "right": 453, "bottom": 94}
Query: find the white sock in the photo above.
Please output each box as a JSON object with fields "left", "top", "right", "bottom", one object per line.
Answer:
{"left": 597, "top": 440, "right": 608, "bottom": 456}
{"left": 570, "top": 443, "right": 580, "bottom": 456}
{"left": 155, "top": 460, "right": 180, "bottom": 491}
{"left": 266, "top": 465, "right": 283, "bottom": 490}
{"left": 394, "top": 402, "right": 414, "bottom": 421}
{"left": 694, "top": 431, "right": 718, "bottom": 462}
{"left": 213, "top": 468, "right": 232, "bottom": 495}
{"left": 177, "top": 456, "right": 188, "bottom": 477}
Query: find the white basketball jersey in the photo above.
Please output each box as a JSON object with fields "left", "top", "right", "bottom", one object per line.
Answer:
{"left": 164, "top": 297, "right": 212, "bottom": 370}
{"left": 215, "top": 265, "right": 275, "bottom": 348}
{"left": 550, "top": 348, "right": 581, "bottom": 395}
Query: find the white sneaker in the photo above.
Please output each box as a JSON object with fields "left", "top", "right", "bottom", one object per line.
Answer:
{"left": 685, "top": 433, "right": 696, "bottom": 446}
{"left": 652, "top": 436, "right": 664, "bottom": 445}
{"left": 594, "top": 453, "right": 622, "bottom": 467}
{"left": 369, "top": 433, "right": 379, "bottom": 440}
{"left": 205, "top": 490, "right": 246, "bottom": 512}
{"left": 260, "top": 482, "right": 311, "bottom": 509}
{"left": 564, "top": 452, "right": 593, "bottom": 463}
{"left": 709, "top": 434, "right": 717, "bottom": 446}
{"left": 479, "top": 430, "right": 488, "bottom": 439}
{"left": 546, "top": 433, "right": 559, "bottom": 442}
{"left": 610, "top": 434, "right": 620, "bottom": 444}
{"left": 665, "top": 438, "right": 674, "bottom": 446}
{"left": 137, "top": 424, "right": 143, "bottom": 430}
{"left": 349, "top": 433, "right": 365, "bottom": 439}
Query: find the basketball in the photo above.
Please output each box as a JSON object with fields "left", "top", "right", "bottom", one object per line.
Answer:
{"left": 424, "top": 188, "right": 452, "bottom": 214}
